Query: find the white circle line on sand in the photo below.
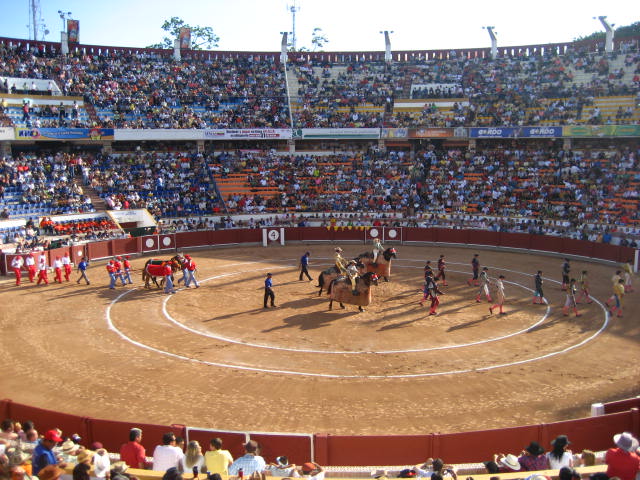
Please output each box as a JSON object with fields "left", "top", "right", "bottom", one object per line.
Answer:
{"left": 106, "top": 259, "right": 610, "bottom": 378}
{"left": 161, "top": 266, "right": 552, "bottom": 354}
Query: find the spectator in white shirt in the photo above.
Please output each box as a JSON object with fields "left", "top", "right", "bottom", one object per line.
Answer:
{"left": 152, "top": 432, "right": 184, "bottom": 472}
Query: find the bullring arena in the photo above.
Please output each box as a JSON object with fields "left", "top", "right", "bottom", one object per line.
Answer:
{"left": 1, "top": 15, "right": 640, "bottom": 471}
{"left": 1, "top": 230, "right": 639, "bottom": 462}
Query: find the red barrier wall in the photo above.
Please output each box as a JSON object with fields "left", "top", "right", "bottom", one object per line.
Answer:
{"left": 604, "top": 398, "right": 640, "bottom": 414}
{"left": 4, "top": 400, "right": 90, "bottom": 443}
{"left": 249, "top": 433, "right": 313, "bottom": 465}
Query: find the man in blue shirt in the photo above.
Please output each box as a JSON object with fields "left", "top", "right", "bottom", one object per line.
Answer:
{"left": 299, "top": 252, "right": 312, "bottom": 281}
{"left": 264, "top": 273, "right": 276, "bottom": 308}
{"left": 76, "top": 256, "right": 90, "bottom": 285}
{"left": 33, "top": 429, "right": 65, "bottom": 475}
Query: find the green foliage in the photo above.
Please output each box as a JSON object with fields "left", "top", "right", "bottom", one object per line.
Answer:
{"left": 146, "top": 16, "right": 219, "bottom": 50}
{"left": 573, "top": 21, "right": 640, "bottom": 43}
{"left": 311, "top": 27, "right": 329, "bottom": 51}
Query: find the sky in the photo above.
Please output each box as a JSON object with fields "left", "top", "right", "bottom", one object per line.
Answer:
{"left": 0, "top": 0, "right": 637, "bottom": 53}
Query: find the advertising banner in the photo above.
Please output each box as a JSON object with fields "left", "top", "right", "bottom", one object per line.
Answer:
{"left": 179, "top": 27, "right": 191, "bottom": 49}
{"left": 292, "top": 128, "right": 380, "bottom": 139}
{"left": 409, "top": 128, "right": 454, "bottom": 138}
{"left": 562, "top": 125, "right": 640, "bottom": 137}
{"left": 203, "top": 129, "right": 292, "bottom": 140}
{"left": 469, "top": 127, "right": 517, "bottom": 138}
{"left": 15, "top": 127, "right": 114, "bottom": 141}
{"left": 0, "top": 127, "right": 14, "bottom": 141}
{"left": 381, "top": 128, "right": 408, "bottom": 139}
{"left": 520, "top": 126, "right": 563, "bottom": 137}
{"left": 67, "top": 19, "right": 79, "bottom": 43}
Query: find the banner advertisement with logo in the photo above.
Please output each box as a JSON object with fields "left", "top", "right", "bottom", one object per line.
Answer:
{"left": 469, "top": 127, "right": 518, "bottom": 138}
{"left": 292, "top": 128, "right": 380, "bottom": 139}
{"left": 381, "top": 128, "right": 408, "bottom": 139}
{"left": 562, "top": 125, "right": 640, "bottom": 137}
{"left": 67, "top": 19, "right": 79, "bottom": 43}
{"left": 179, "top": 28, "right": 191, "bottom": 49}
{"left": 0, "top": 127, "right": 14, "bottom": 140}
{"left": 520, "top": 126, "right": 563, "bottom": 137}
{"left": 203, "top": 129, "right": 292, "bottom": 140}
{"left": 409, "top": 128, "right": 454, "bottom": 138}
{"left": 15, "top": 128, "right": 114, "bottom": 141}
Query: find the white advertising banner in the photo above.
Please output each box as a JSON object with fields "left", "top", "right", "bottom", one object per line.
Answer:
{"left": 114, "top": 129, "right": 201, "bottom": 141}
{"left": 292, "top": 128, "right": 380, "bottom": 139}
{"left": 202, "top": 129, "right": 291, "bottom": 140}
{"left": 115, "top": 129, "right": 292, "bottom": 141}
{"left": 0, "top": 127, "right": 14, "bottom": 140}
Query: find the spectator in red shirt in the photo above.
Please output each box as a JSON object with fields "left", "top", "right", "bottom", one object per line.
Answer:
{"left": 605, "top": 432, "right": 639, "bottom": 480}
{"left": 120, "top": 428, "right": 147, "bottom": 469}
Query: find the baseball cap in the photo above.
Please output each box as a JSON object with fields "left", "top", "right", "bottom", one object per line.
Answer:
{"left": 44, "top": 429, "right": 63, "bottom": 442}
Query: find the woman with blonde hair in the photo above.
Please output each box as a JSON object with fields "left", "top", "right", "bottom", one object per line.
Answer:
{"left": 180, "top": 441, "right": 206, "bottom": 475}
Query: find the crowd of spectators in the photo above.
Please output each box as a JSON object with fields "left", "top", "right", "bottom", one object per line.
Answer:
{"left": 1, "top": 40, "right": 638, "bottom": 129}
{"left": 1, "top": 418, "right": 639, "bottom": 480}
{"left": 0, "top": 152, "right": 96, "bottom": 216}
{"left": 1, "top": 141, "right": 639, "bottom": 246}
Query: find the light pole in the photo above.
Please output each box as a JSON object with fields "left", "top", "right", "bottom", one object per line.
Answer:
{"left": 58, "top": 10, "right": 72, "bottom": 32}
{"left": 483, "top": 26, "right": 498, "bottom": 59}
{"left": 380, "top": 30, "right": 393, "bottom": 63}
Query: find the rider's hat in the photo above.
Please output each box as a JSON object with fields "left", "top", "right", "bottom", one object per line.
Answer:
{"left": 348, "top": 260, "right": 356, "bottom": 265}
{"left": 334, "top": 247, "right": 343, "bottom": 253}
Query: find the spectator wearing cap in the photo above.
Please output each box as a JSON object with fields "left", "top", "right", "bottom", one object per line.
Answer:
{"left": 152, "top": 432, "right": 184, "bottom": 472}
{"left": 297, "top": 461, "right": 324, "bottom": 480}
{"left": 32, "top": 430, "right": 66, "bottom": 476}
{"left": 267, "top": 456, "right": 297, "bottom": 477}
{"left": 228, "top": 440, "right": 266, "bottom": 477}
{"left": 605, "top": 432, "right": 640, "bottom": 480}
{"left": 547, "top": 435, "right": 574, "bottom": 470}
{"left": 518, "top": 441, "right": 549, "bottom": 471}
{"left": 204, "top": 438, "right": 233, "bottom": 476}
{"left": 120, "top": 428, "right": 146, "bottom": 470}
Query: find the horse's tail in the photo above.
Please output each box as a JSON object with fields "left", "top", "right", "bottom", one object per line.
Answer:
{"left": 318, "top": 272, "right": 324, "bottom": 288}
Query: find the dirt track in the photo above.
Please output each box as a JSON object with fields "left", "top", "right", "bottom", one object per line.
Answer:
{"left": 0, "top": 244, "right": 638, "bottom": 435}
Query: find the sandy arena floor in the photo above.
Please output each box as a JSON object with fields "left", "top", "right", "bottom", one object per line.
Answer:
{"left": 0, "top": 244, "right": 638, "bottom": 435}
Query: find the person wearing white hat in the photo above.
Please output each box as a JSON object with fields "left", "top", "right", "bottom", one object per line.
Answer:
{"left": 605, "top": 432, "right": 639, "bottom": 480}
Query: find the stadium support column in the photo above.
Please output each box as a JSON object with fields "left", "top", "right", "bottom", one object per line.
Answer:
{"left": 61, "top": 31, "right": 69, "bottom": 55}
{"left": 196, "top": 140, "right": 204, "bottom": 153}
{"left": 173, "top": 39, "right": 181, "bottom": 61}
{"left": 563, "top": 138, "right": 571, "bottom": 151}
{"left": 0, "top": 142, "right": 11, "bottom": 158}
{"left": 380, "top": 30, "right": 393, "bottom": 63}
{"left": 484, "top": 26, "right": 498, "bottom": 59}
{"left": 595, "top": 16, "right": 614, "bottom": 53}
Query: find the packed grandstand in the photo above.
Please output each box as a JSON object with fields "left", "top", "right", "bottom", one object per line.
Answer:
{"left": 0, "top": 26, "right": 639, "bottom": 480}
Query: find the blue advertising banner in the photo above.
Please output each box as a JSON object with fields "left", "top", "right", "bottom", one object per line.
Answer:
{"left": 521, "top": 126, "right": 563, "bottom": 137}
{"left": 15, "top": 128, "right": 114, "bottom": 141}
{"left": 469, "top": 126, "right": 563, "bottom": 138}
{"left": 469, "top": 127, "right": 516, "bottom": 138}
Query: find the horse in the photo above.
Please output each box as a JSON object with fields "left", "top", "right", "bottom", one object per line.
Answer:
{"left": 356, "top": 247, "right": 397, "bottom": 282}
{"left": 327, "top": 271, "right": 379, "bottom": 312}
{"left": 316, "top": 259, "right": 365, "bottom": 296}
{"left": 142, "top": 255, "right": 182, "bottom": 289}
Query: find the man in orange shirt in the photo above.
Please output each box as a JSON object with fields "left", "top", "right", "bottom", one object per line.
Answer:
{"left": 120, "top": 428, "right": 147, "bottom": 469}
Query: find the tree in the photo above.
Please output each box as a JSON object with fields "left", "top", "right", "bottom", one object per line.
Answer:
{"left": 573, "top": 21, "right": 640, "bottom": 43}
{"left": 147, "top": 17, "right": 219, "bottom": 50}
{"left": 311, "top": 27, "right": 329, "bottom": 51}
